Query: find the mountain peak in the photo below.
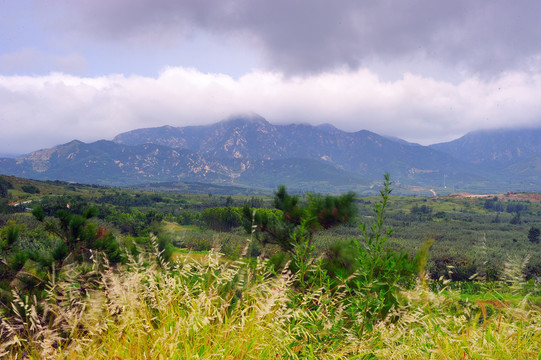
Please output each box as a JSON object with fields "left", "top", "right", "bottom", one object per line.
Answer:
{"left": 316, "top": 123, "right": 338, "bottom": 131}
{"left": 220, "top": 113, "right": 269, "bottom": 126}
{"left": 2, "top": 118, "right": 540, "bottom": 192}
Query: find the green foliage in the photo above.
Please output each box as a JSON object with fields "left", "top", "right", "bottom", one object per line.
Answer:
{"left": 1, "top": 182, "right": 540, "bottom": 358}
{"left": 282, "top": 174, "right": 419, "bottom": 336}
{"left": 108, "top": 209, "right": 164, "bottom": 236}
{"left": 429, "top": 255, "right": 478, "bottom": 281}
{"left": 32, "top": 205, "right": 120, "bottom": 263}
{"left": 288, "top": 219, "right": 316, "bottom": 290}
{"left": 21, "top": 184, "right": 40, "bottom": 194}
{"left": 177, "top": 231, "right": 214, "bottom": 252}
{"left": 37, "top": 196, "right": 82, "bottom": 216}
{"left": 95, "top": 192, "right": 156, "bottom": 207}
{"left": 510, "top": 211, "right": 521, "bottom": 224}
{"left": 31, "top": 206, "right": 45, "bottom": 222}
{"left": 7, "top": 250, "right": 30, "bottom": 271}
{"left": 267, "top": 251, "right": 289, "bottom": 273}
{"left": 349, "top": 173, "right": 419, "bottom": 331}
{"left": 51, "top": 241, "right": 68, "bottom": 262}
{"left": 176, "top": 210, "right": 200, "bottom": 225}
{"left": 201, "top": 207, "right": 242, "bottom": 232}
{"left": 83, "top": 206, "right": 98, "bottom": 219}
{"left": 246, "top": 196, "right": 264, "bottom": 208}
{"left": 308, "top": 191, "right": 356, "bottom": 229}
{"left": 410, "top": 203, "right": 433, "bottom": 215}
{"left": 156, "top": 232, "right": 175, "bottom": 262}
{"left": 1, "top": 220, "right": 24, "bottom": 247}
{"left": 94, "top": 230, "right": 122, "bottom": 263}
{"left": 321, "top": 239, "right": 357, "bottom": 279}
{"left": 528, "top": 226, "right": 540, "bottom": 243}
{"left": 244, "top": 185, "right": 356, "bottom": 254}
{"left": 506, "top": 202, "right": 529, "bottom": 213}
{"left": 0, "top": 185, "right": 7, "bottom": 198}
{"left": 0, "top": 178, "right": 13, "bottom": 198}
{"left": 484, "top": 197, "right": 504, "bottom": 211}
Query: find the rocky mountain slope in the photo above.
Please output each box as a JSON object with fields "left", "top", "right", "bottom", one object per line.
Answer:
{"left": 113, "top": 114, "right": 478, "bottom": 187}
{"left": 0, "top": 115, "right": 539, "bottom": 193}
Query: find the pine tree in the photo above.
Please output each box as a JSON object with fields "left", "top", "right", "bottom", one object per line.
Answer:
{"left": 243, "top": 185, "right": 356, "bottom": 254}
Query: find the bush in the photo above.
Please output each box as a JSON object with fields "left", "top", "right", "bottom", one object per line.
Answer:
{"left": 0, "top": 178, "right": 13, "bottom": 198}
{"left": 177, "top": 231, "right": 215, "bottom": 252}
{"left": 528, "top": 226, "right": 540, "bottom": 243}
{"left": 201, "top": 207, "right": 242, "bottom": 232}
{"left": 8, "top": 250, "right": 30, "bottom": 271}
{"left": 1, "top": 220, "right": 23, "bottom": 247}
{"left": 321, "top": 239, "right": 358, "bottom": 279}
{"left": 156, "top": 232, "right": 175, "bottom": 262}
{"left": 428, "top": 255, "right": 477, "bottom": 281}
{"left": 21, "top": 185, "right": 40, "bottom": 194}
{"left": 243, "top": 187, "right": 356, "bottom": 255}
{"left": 176, "top": 210, "right": 200, "bottom": 225}
{"left": 285, "top": 174, "right": 420, "bottom": 334}
{"left": 94, "top": 231, "right": 122, "bottom": 263}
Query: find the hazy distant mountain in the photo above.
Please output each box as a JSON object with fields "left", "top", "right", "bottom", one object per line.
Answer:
{"left": 430, "top": 128, "right": 541, "bottom": 166}
{"left": 1, "top": 115, "right": 539, "bottom": 193}
{"left": 430, "top": 127, "right": 541, "bottom": 188}
{"left": 113, "top": 114, "right": 476, "bottom": 187}
{"left": 0, "top": 140, "right": 235, "bottom": 185}
{"left": 0, "top": 137, "right": 369, "bottom": 191}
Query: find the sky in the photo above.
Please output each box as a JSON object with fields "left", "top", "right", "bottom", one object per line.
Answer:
{"left": 1, "top": 0, "right": 541, "bottom": 155}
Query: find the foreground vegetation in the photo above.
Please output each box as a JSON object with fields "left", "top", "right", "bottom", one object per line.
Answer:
{"left": 0, "top": 175, "right": 540, "bottom": 358}
{"left": 2, "top": 250, "right": 539, "bottom": 359}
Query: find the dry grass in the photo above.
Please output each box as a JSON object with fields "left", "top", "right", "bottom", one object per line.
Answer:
{"left": 1, "top": 250, "right": 540, "bottom": 359}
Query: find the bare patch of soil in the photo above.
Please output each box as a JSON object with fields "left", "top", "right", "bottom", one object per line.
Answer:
{"left": 444, "top": 192, "right": 541, "bottom": 202}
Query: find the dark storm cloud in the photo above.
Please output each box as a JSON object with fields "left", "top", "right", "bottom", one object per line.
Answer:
{"left": 55, "top": 0, "right": 541, "bottom": 75}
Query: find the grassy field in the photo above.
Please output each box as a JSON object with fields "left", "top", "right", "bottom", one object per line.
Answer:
{"left": 1, "top": 175, "right": 540, "bottom": 358}
{"left": 1, "top": 250, "right": 539, "bottom": 359}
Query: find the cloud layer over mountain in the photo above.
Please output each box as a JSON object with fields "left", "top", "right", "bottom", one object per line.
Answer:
{"left": 1, "top": 1, "right": 540, "bottom": 154}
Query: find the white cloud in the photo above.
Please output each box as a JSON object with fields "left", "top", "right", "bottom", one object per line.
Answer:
{"left": 1, "top": 67, "right": 540, "bottom": 154}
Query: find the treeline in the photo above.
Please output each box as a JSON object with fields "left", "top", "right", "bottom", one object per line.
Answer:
{"left": 484, "top": 197, "right": 530, "bottom": 213}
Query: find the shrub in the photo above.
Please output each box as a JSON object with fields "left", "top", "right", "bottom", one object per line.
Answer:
{"left": 0, "top": 178, "right": 13, "bottom": 198}
{"left": 201, "top": 207, "right": 242, "bottom": 232}
{"left": 21, "top": 185, "right": 40, "bottom": 194}
{"left": 1, "top": 220, "right": 23, "bottom": 247}
{"left": 178, "top": 231, "right": 214, "bottom": 252}
{"left": 349, "top": 174, "right": 420, "bottom": 328}
{"left": 528, "top": 226, "right": 540, "bottom": 243}
{"left": 156, "top": 232, "right": 175, "bottom": 262}
{"left": 7, "top": 250, "right": 30, "bottom": 271}
{"left": 321, "top": 239, "right": 357, "bottom": 279}
{"left": 243, "top": 186, "right": 356, "bottom": 255}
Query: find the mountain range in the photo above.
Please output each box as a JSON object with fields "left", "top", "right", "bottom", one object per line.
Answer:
{"left": 0, "top": 114, "right": 539, "bottom": 194}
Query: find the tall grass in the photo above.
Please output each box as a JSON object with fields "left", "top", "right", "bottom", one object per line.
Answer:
{"left": 1, "top": 247, "right": 539, "bottom": 359}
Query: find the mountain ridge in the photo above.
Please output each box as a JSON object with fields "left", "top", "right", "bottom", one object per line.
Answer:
{"left": 1, "top": 115, "right": 540, "bottom": 193}
{"left": 113, "top": 115, "right": 475, "bottom": 178}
